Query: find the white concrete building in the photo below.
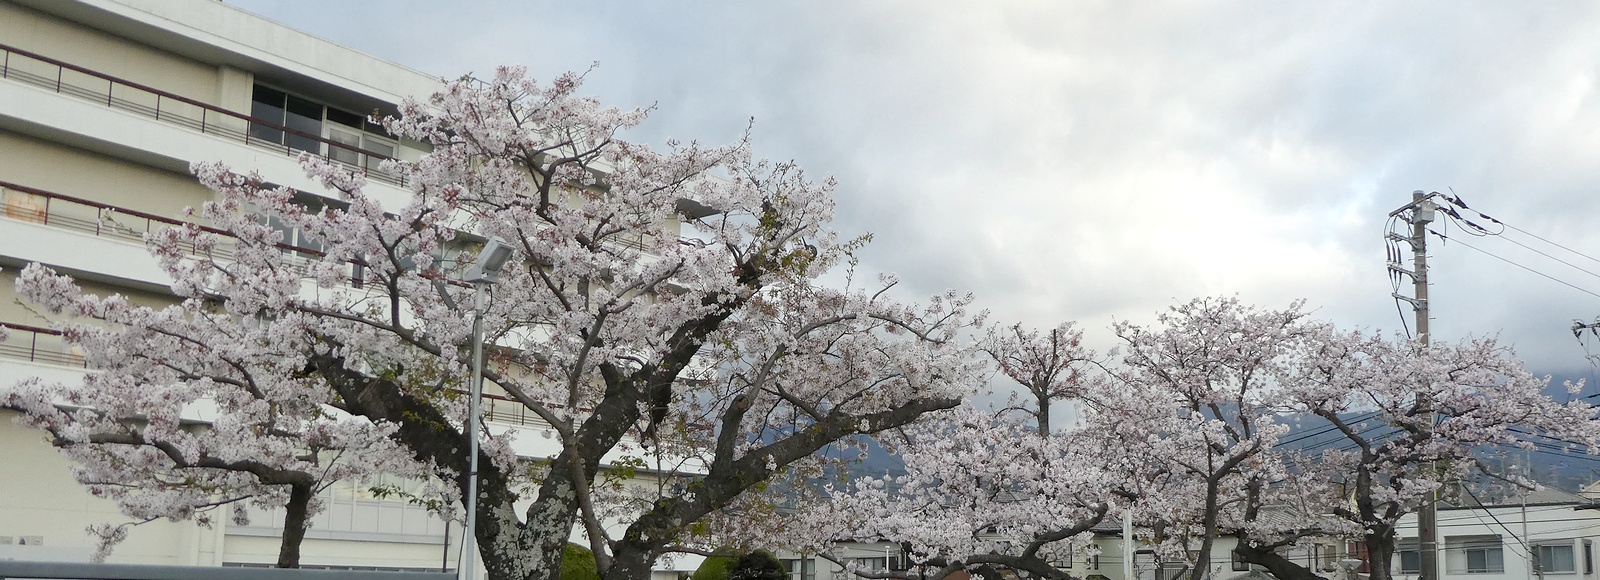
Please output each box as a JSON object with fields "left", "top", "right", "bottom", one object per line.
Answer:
{"left": 1392, "top": 489, "right": 1600, "bottom": 580}
{"left": 0, "top": 2, "right": 698, "bottom": 578}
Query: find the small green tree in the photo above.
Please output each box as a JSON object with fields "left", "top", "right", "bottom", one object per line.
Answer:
{"left": 730, "top": 551, "right": 786, "bottom": 580}
{"left": 561, "top": 543, "right": 599, "bottom": 580}
{"left": 692, "top": 553, "right": 737, "bottom": 580}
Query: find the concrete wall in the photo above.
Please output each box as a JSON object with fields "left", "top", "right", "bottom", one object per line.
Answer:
{"left": 0, "top": 1, "right": 228, "bottom": 108}
{"left": 0, "top": 409, "right": 200, "bottom": 565}
{"left": 0, "top": 129, "right": 215, "bottom": 222}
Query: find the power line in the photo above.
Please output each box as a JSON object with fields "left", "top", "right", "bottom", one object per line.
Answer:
{"left": 1428, "top": 228, "right": 1600, "bottom": 302}
{"left": 1503, "top": 223, "right": 1600, "bottom": 267}
{"left": 1489, "top": 233, "right": 1600, "bottom": 282}
{"left": 1438, "top": 193, "right": 1600, "bottom": 268}
{"left": 1273, "top": 411, "right": 1382, "bottom": 449}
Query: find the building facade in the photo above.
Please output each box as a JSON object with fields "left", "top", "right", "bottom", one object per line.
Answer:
{"left": 0, "top": 2, "right": 698, "bottom": 578}
{"left": 1392, "top": 490, "right": 1600, "bottom": 580}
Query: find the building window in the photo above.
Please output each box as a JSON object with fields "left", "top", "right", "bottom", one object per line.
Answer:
{"left": 1086, "top": 555, "right": 1099, "bottom": 571}
{"left": 249, "top": 84, "right": 396, "bottom": 171}
{"left": 1446, "top": 536, "right": 1504, "bottom": 574}
{"left": 890, "top": 551, "right": 909, "bottom": 572}
{"left": 255, "top": 193, "right": 343, "bottom": 256}
{"left": 853, "top": 558, "right": 887, "bottom": 572}
{"left": 1315, "top": 544, "right": 1338, "bottom": 571}
{"left": 1399, "top": 543, "right": 1421, "bottom": 575}
{"left": 1538, "top": 543, "right": 1578, "bottom": 575}
{"left": 782, "top": 558, "right": 814, "bottom": 580}
{"left": 1464, "top": 547, "right": 1504, "bottom": 574}
{"left": 1233, "top": 550, "right": 1250, "bottom": 572}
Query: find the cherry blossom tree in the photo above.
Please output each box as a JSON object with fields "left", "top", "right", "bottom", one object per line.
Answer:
{"left": 763, "top": 321, "right": 1151, "bottom": 580}
{"left": 10, "top": 66, "right": 983, "bottom": 580}
{"left": 1111, "top": 303, "right": 1600, "bottom": 580}
{"left": 752, "top": 298, "right": 1600, "bottom": 580}
{"left": 982, "top": 321, "right": 1097, "bottom": 435}
{"left": 3, "top": 266, "right": 416, "bottom": 568}
{"left": 1106, "top": 297, "right": 1312, "bottom": 580}
{"left": 770, "top": 402, "right": 1125, "bottom": 580}
{"left": 1283, "top": 330, "right": 1600, "bottom": 580}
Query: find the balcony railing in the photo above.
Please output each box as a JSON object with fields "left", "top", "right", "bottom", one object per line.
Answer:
{"left": 0, "top": 42, "right": 408, "bottom": 187}
{"left": 0, "top": 178, "right": 232, "bottom": 252}
{"left": 0, "top": 179, "right": 366, "bottom": 284}
{"left": 0, "top": 322, "right": 84, "bottom": 367}
{"left": 481, "top": 391, "right": 547, "bottom": 428}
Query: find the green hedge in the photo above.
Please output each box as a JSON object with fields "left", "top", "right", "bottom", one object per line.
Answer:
{"left": 561, "top": 543, "right": 599, "bottom": 580}
{"left": 730, "top": 550, "right": 786, "bottom": 580}
{"left": 692, "top": 553, "right": 738, "bottom": 580}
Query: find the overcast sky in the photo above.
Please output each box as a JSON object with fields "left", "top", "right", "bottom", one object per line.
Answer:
{"left": 230, "top": 1, "right": 1600, "bottom": 379}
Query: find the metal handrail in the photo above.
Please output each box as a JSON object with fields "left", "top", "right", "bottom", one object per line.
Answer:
{"left": 0, "top": 321, "right": 85, "bottom": 367}
{"left": 0, "top": 42, "right": 407, "bottom": 187}
{"left": 0, "top": 180, "right": 381, "bottom": 290}
{"left": 0, "top": 179, "right": 326, "bottom": 258}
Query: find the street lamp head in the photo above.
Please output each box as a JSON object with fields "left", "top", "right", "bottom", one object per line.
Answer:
{"left": 465, "top": 238, "right": 514, "bottom": 284}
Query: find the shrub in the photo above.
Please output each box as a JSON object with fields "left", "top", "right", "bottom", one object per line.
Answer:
{"left": 692, "top": 553, "right": 738, "bottom": 580}
{"left": 561, "top": 543, "right": 599, "bottom": 580}
{"left": 730, "top": 550, "right": 786, "bottom": 580}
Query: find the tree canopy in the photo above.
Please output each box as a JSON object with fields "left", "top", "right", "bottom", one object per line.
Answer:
{"left": 5, "top": 65, "right": 983, "bottom": 580}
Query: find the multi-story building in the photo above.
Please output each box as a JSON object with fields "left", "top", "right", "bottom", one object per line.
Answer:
{"left": 1391, "top": 488, "right": 1600, "bottom": 580}
{"left": 0, "top": 2, "right": 700, "bottom": 578}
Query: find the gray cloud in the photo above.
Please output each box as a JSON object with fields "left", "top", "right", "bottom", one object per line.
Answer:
{"left": 231, "top": 0, "right": 1600, "bottom": 374}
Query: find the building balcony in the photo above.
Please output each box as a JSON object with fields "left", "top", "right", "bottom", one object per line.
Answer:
{"left": 0, "top": 321, "right": 83, "bottom": 368}
{"left": 0, "top": 179, "right": 358, "bottom": 289}
{"left": 0, "top": 42, "right": 407, "bottom": 188}
{"left": 0, "top": 43, "right": 415, "bottom": 211}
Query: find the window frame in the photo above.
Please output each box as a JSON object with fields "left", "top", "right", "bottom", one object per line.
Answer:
{"left": 1537, "top": 542, "right": 1579, "bottom": 575}
{"left": 781, "top": 558, "right": 815, "bottom": 580}
{"left": 1399, "top": 544, "right": 1421, "bottom": 575}
{"left": 248, "top": 83, "right": 398, "bottom": 171}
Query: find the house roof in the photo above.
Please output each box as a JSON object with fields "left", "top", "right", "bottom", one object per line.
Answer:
{"left": 1445, "top": 487, "right": 1587, "bottom": 509}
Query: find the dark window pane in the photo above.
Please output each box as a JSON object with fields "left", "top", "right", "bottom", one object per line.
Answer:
{"left": 326, "top": 107, "right": 363, "bottom": 128}
{"left": 366, "top": 120, "right": 394, "bottom": 138}
{"left": 326, "top": 128, "right": 361, "bottom": 165}
{"left": 363, "top": 138, "right": 395, "bottom": 170}
{"left": 252, "top": 85, "right": 286, "bottom": 105}
{"left": 249, "top": 94, "right": 285, "bottom": 145}
{"left": 285, "top": 94, "right": 323, "bottom": 153}
{"left": 1400, "top": 551, "right": 1420, "bottom": 574}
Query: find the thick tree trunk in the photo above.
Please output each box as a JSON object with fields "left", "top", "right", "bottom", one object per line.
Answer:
{"left": 1233, "top": 540, "right": 1326, "bottom": 580}
{"left": 604, "top": 547, "right": 655, "bottom": 580}
{"left": 1365, "top": 527, "right": 1398, "bottom": 580}
{"left": 277, "top": 482, "right": 314, "bottom": 568}
{"left": 318, "top": 354, "right": 544, "bottom": 580}
{"left": 517, "top": 450, "right": 594, "bottom": 580}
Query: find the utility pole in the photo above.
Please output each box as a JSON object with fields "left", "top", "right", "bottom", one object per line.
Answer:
{"left": 1389, "top": 190, "right": 1437, "bottom": 580}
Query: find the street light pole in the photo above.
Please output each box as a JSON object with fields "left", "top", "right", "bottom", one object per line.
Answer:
{"left": 459, "top": 239, "right": 514, "bottom": 580}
